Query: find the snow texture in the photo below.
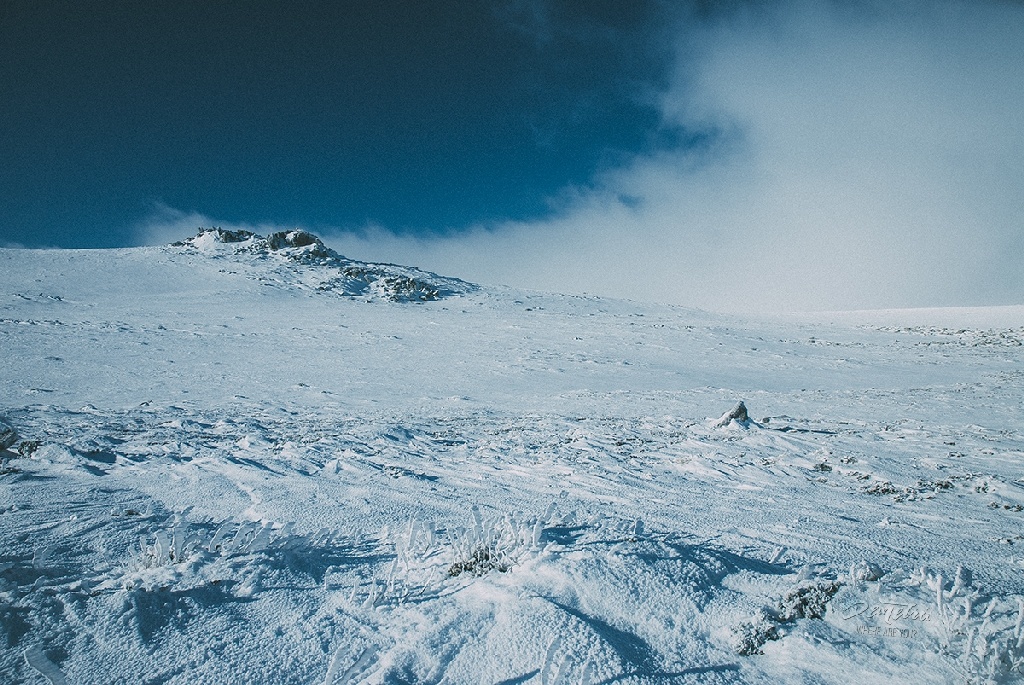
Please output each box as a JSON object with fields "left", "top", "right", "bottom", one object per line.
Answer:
{"left": 2, "top": 232, "right": 1024, "bottom": 683}
{"left": 0, "top": 419, "right": 17, "bottom": 451}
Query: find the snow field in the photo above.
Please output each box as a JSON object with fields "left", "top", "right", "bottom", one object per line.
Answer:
{"left": 2, "top": 235, "right": 1024, "bottom": 683}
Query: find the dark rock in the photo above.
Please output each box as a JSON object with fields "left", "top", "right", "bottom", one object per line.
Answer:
{"left": 213, "top": 228, "right": 256, "bottom": 243}
{"left": 267, "top": 230, "right": 323, "bottom": 250}
{"left": 17, "top": 440, "right": 40, "bottom": 457}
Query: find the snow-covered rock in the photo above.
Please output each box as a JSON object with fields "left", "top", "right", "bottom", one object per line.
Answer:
{"left": 714, "top": 400, "right": 754, "bottom": 428}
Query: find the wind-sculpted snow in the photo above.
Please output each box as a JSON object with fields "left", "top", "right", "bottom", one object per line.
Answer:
{"left": 3, "top": 400, "right": 1024, "bottom": 683}
{"left": 172, "top": 228, "right": 474, "bottom": 301}
{"left": 2, "top": 246, "right": 1024, "bottom": 683}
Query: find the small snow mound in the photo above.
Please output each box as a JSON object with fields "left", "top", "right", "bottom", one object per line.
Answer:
{"left": 31, "top": 443, "right": 81, "bottom": 464}
{"left": 850, "top": 560, "right": 884, "bottom": 582}
{"left": 714, "top": 401, "right": 754, "bottom": 428}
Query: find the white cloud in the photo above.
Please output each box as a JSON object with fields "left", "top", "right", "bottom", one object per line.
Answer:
{"left": 132, "top": 204, "right": 219, "bottom": 246}
{"left": 327, "top": 0, "right": 1024, "bottom": 312}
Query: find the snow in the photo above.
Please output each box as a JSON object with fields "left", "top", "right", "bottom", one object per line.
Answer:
{"left": 1, "top": 230, "right": 1023, "bottom": 683}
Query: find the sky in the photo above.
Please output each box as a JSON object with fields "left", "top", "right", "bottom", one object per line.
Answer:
{"left": 2, "top": 0, "right": 1023, "bottom": 312}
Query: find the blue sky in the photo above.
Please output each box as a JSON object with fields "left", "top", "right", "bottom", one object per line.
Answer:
{"left": 1, "top": 0, "right": 683, "bottom": 247}
{"left": 3, "top": 1, "right": 1023, "bottom": 311}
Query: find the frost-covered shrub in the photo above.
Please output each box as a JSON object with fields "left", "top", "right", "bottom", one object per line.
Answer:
{"left": 17, "top": 440, "right": 40, "bottom": 457}
{"left": 734, "top": 578, "right": 843, "bottom": 655}
{"left": 917, "top": 478, "right": 954, "bottom": 492}
{"left": 733, "top": 612, "right": 781, "bottom": 655}
{"left": 777, "top": 579, "right": 842, "bottom": 621}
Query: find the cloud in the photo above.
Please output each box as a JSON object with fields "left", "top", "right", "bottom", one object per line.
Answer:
{"left": 645, "top": 0, "right": 1024, "bottom": 311}
{"left": 132, "top": 204, "right": 212, "bottom": 246}
{"left": 325, "top": 0, "right": 1024, "bottom": 312}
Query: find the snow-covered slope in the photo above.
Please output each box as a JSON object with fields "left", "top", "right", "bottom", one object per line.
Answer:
{"left": 2, "top": 234, "right": 1023, "bottom": 684}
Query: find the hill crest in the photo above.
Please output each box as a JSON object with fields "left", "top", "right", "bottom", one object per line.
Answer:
{"left": 173, "top": 227, "right": 474, "bottom": 302}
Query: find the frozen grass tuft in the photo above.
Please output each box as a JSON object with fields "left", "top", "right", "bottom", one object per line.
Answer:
{"left": 103, "top": 515, "right": 301, "bottom": 594}
{"left": 379, "top": 504, "right": 554, "bottom": 600}
{"left": 444, "top": 505, "right": 548, "bottom": 579}
{"left": 447, "top": 546, "right": 510, "bottom": 578}
{"left": 913, "top": 566, "right": 1024, "bottom": 682}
